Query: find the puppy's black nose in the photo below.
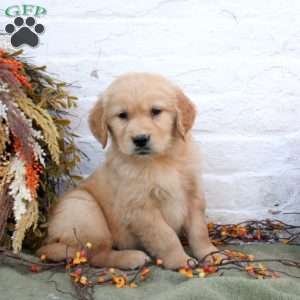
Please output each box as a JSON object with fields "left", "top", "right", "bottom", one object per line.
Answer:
{"left": 132, "top": 134, "right": 150, "bottom": 148}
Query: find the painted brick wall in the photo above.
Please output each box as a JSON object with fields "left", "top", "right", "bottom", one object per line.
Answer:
{"left": 1, "top": 0, "right": 300, "bottom": 223}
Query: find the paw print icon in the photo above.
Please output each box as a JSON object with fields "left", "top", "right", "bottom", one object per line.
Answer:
{"left": 5, "top": 17, "right": 45, "bottom": 47}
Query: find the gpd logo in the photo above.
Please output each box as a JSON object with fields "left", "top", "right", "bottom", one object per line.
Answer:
{"left": 4, "top": 5, "right": 47, "bottom": 48}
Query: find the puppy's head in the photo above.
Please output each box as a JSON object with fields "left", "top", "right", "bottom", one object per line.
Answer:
{"left": 89, "top": 73, "right": 196, "bottom": 157}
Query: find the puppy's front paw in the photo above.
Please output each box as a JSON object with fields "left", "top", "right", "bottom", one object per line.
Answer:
{"left": 194, "top": 245, "right": 219, "bottom": 262}
{"left": 162, "top": 253, "right": 194, "bottom": 270}
{"left": 121, "top": 250, "right": 150, "bottom": 269}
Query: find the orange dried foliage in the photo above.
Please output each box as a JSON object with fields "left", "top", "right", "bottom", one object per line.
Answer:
{"left": 0, "top": 52, "right": 32, "bottom": 89}
{"left": 13, "top": 136, "right": 42, "bottom": 199}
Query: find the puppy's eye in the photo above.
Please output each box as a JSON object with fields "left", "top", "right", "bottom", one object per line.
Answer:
{"left": 118, "top": 111, "right": 128, "bottom": 120}
{"left": 151, "top": 108, "right": 162, "bottom": 117}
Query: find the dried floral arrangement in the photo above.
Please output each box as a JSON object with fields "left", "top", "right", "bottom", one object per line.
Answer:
{"left": 207, "top": 218, "right": 300, "bottom": 245}
{"left": 0, "top": 49, "right": 85, "bottom": 253}
{"left": 0, "top": 218, "right": 299, "bottom": 300}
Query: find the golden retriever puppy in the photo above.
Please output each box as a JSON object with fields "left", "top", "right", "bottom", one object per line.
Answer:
{"left": 37, "top": 73, "right": 217, "bottom": 269}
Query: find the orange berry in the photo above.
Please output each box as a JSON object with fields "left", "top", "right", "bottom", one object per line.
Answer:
{"left": 141, "top": 268, "right": 150, "bottom": 277}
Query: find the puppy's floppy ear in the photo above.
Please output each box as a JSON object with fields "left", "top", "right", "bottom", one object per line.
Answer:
{"left": 175, "top": 89, "right": 196, "bottom": 139}
{"left": 89, "top": 96, "right": 108, "bottom": 148}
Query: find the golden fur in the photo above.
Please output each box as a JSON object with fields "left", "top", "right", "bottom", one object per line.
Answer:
{"left": 37, "top": 73, "right": 217, "bottom": 269}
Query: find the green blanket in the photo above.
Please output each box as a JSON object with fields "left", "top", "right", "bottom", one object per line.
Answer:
{"left": 0, "top": 245, "right": 299, "bottom": 300}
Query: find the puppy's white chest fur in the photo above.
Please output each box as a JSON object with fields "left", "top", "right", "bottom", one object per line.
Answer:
{"left": 150, "top": 170, "right": 187, "bottom": 231}
{"left": 110, "top": 160, "right": 187, "bottom": 232}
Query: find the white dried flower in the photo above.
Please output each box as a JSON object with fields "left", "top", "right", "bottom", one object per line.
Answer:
{"left": 8, "top": 157, "right": 32, "bottom": 222}
{"left": 0, "top": 100, "right": 8, "bottom": 121}
{"left": 12, "top": 105, "right": 46, "bottom": 166}
{"left": 32, "top": 140, "right": 46, "bottom": 167}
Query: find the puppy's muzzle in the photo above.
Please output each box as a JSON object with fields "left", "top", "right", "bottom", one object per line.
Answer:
{"left": 132, "top": 134, "right": 151, "bottom": 155}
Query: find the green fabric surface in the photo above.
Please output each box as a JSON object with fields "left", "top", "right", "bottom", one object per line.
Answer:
{"left": 0, "top": 245, "right": 299, "bottom": 300}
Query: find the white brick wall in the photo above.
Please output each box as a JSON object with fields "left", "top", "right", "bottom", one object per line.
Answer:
{"left": 1, "top": 0, "right": 300, "bottom": 223}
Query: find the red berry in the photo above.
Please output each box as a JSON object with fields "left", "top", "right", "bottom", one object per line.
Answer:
{"left": 30, "top": 264, "right": 41, "bottom": 272}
